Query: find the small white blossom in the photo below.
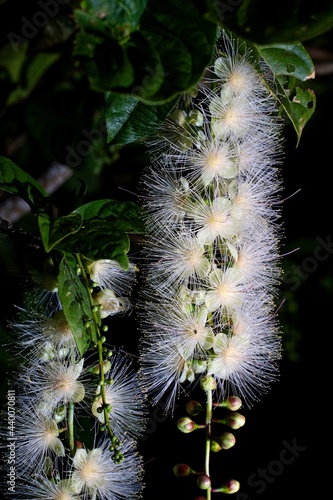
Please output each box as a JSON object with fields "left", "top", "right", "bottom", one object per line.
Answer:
{"left": 71, "top": 438, "right": 144, "bottom": 499}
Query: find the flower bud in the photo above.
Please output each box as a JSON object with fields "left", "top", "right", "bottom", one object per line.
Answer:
{"left": 177, "top": 416, "right": 205, "bottom": 433}
{"left": 173, "top": 463, "right": 197, "bottom": 478}
{"left": 224, "top": 412, "right": 246, "bottom": 430}
{"left": 53, "top": 406, "right": 66, "bottom": 424}
{"left": 200, "top": 375, "right": 216, "bottom": 391}
{"left": 211, "top": 432, "right": 236, "bottom": 452}
{"left": 197, "top": 474, "right": 211, "bottom": 490}
{"left": 213, "top": 396, "right": 242, "bottom": 411}
{"left": 186, "top": 400, "right": 204, "bottom": 416}
{"left": 212, "top": 479, "right": 240, "bottom": 494}
{"left": 187, "top": 109, "right": 204, "bottom": 126}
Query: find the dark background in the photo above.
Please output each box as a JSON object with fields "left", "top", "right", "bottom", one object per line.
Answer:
{"left": 0, "top": 2, "right": 332, "bottom": 499}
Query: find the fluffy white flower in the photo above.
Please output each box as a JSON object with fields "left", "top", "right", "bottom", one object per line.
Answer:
{"left": 140, "top": 166, "right": 191, "bottom": 235}
{"left": 94, "top": 289, "right": 131, "bottom": 318}
{"left": 7, "top": 399, "right": 65, "bottom": 477}
{"left": 21, "top": 358, "right": 86, "bottom": 411}
{"left": 71, "top": 437, "right": 144, "bottom": 499}
{"left": 91, "top": 353, "right": 148, "bottom": 440}
{"left": 183, "top": 137, "right": 238, "bottom": 186}
{"left": 15, "top": 476, "right": 78, "bottom": 499}
{"left": 188, "top": 196, "right": 237, "bottom": 244}
{"left": 8, "top": 308, "right": 78, "bottom": 364}
{"left": 87, "top": 259, "right": 136, "bottom": 295}
{"left": 143, "top": 230, "right": 211, "bottom": 295}
{"left": 205, "top": 267, "right": 244, "bottom": 313}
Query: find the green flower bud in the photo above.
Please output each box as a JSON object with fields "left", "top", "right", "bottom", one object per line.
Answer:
{"left": 197, "top": 474, "right": 211, "bottom": 490}
{"left": 173, "top": 463, "right": 196, "bottom": 478}
{"left": 217, "top": 432, "right": 236, "bottom": 450}
{"left": 213, "top": 412, "right": 245, "bottom": 429}
{"left": 53, "top": 406, "right": 66, "bottom": 424}
{"left": 177, "top": 416, "right": 205, "bottom": 433}
{"left": 186, "top": 400, "right": 204, "bottom": 416}
{"left": 212, "top": 479, "right": 240, "bottom": 494}
{"left": 187, "top": 109, "right": 204, "bottom": 127}
{"left": 213, "top": 396, "right": 242, "bottom": 411}
{"left": 170, "top": 109, "right": 187, "bottom": 126}
{"left": 200, "top": 375, "right": 216, "bottom": 391}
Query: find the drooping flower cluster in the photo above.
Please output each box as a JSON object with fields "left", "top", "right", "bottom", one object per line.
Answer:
{"left": 138, "top": 33, "right": 284, "bottom": 413}
{"left": 1, "top": 257, "right": 146, "bottom": 498}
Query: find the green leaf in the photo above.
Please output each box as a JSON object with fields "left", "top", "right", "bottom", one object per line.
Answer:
{"left": 58, "top": 253, "right": 97, "bottom": 357}
{"left": 45, "top": 213, "right": 83, "bottom": 253}
{"left": 257, "top": 42, "right": 315, "bottom": 81}
{"left": 0, "top": 155, "right": 48, "bottom": 202}
{"left": 207, "top": 0, "right": 333, "bottom": 43}
{"left": 0, "top": 156, "right": 54, "bottom": 249}
{"left": 50, "top": 199, "right": 144, "bottom": 269}
{"left": 105, "top": 91, "right": 177, "bottom": 145}
{"left": 255, "top": 42, "right": 316, "bottom": 144}
{"left": 277, "top": 83, "right": 316, "bottom": 146}
{"left": 80, "top": 0, "right": 148, "bottom": 39}
{"left": 73, "top": 0, "right": 217, "bottom": 101}
{"left": 137, "top": 0, "right": 218, "bottom": 102}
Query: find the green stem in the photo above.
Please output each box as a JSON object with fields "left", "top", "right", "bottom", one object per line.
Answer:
{"left": 74, "top": 254, "right": 119, "bottom": 453}
{"left": 68, "top": 402, "right": 75, "bottom": 456}
{"left": 205, "top": 389, "right": 212, "bottom": 500}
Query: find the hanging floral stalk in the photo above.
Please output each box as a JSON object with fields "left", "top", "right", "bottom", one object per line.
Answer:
{"left": 138, "top": 31, "right": 285, "bottom": 496}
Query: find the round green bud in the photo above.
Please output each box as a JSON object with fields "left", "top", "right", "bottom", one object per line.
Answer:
{"left": 225, "top": 412, "right": 246, "bottom": 430}
{"left": 92, "top": 305, "right": 99, "bottom": 313}
{"left": 187, "top": 109, "right": 204, "bottom": 127}
{"left": 177, "top": 416, "right": 200, "bottom": 433}
{"left": 76, "top": 266, "right": 82, "bottom": 276}
{"left": 102, "top": 324, "right": 108, "bottom": 332}
{"left": 217, "top": 432, "right": 236, "bottom": 450}
{"left": 212, "top": 479, "right": 240, "bottom": 494}
{"left": 53, "top": 406, "right": 66, "bottom": 423}
{"left": 186, "top": 400, "right": 204, "bottom": 417}
{"left": 170, "top": 109, "right": 187, "bottom": 126}
{"left": 200, "top": 376, "right": 217, "bottom": 391}
{"left": 197, "top": 474, "right": 211, "bottom": 490}
{"left": 173, "top": 463, "right": 195, "bottom": 478}
{"left": 100, "top": 336, "right": 106, "bottom": 344}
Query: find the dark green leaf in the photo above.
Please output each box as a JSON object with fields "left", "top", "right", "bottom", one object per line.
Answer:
{"left": 0, "top": 156, "right": 53, "bottom": 248}
{"left": 276, "top": 82, "right": 316, "bottom": 146}
{"left": 50, "top": 200, "right": 144, "bottom": 269}
{"left": 105, "top": 91, "right": 177, "bottom": 145}
{"left": 73, "top": 0, "right": 217, "bottom": 101}
{"left": 80, "top": 0, "right": 148, "bottom": 39}
{"left": 257, "top": 42, "right": 315, "bottom": 81}
{"left": 207, "top": 0, "right": 333, "bottom": 43}
{"left": 45, "top": 213, "right": 83, "bottom": 253}
{"left": 254, "top": 42, "right": 316, "bottom": 144}
{"left": 58, "top": 253, "right": 97, "bottom": 357}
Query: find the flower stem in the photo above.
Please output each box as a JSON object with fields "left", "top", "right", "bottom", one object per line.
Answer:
{"left": 205, "top": 389, "right": 213, "bottom": 500}
{"left": 68, "top": 402, "right": 75, "bottom": 456}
